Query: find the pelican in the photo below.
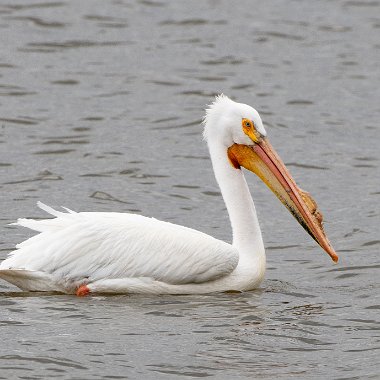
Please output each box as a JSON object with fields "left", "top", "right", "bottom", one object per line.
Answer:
{"left": 0, "top": 95, "right": 338, "bottom": 296}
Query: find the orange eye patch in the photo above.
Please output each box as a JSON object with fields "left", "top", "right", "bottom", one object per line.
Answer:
{"left": 242, "top": 118, "right": 260, "bottom": 143}
{"left": 242, "top": 118, "right": 253, "bottom": 130}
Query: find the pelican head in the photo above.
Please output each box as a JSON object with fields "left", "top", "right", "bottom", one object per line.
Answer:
{"left": 204, "top": 94, "right": 338, "bottom": 263}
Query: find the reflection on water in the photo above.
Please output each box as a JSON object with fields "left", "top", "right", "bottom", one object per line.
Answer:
{"left": 0, "top": 0, "right": 379, "bottom": 378}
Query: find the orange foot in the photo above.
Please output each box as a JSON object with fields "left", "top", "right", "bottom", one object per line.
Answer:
{"left": 76, "top": 284, "right": 90, "bottom": 297}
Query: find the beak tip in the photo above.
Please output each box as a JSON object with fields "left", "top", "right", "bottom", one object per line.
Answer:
{"left": 329, "top": 250, "right": 339, "bottom": 263}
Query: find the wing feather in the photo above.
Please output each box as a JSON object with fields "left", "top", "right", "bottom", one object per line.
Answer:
{"left": 1, "top": 204, "right": 238, "bottom": 285}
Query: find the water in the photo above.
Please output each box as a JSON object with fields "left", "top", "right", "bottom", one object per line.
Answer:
{"left": 0, "top": 0, "right": 379, "bottom": 378}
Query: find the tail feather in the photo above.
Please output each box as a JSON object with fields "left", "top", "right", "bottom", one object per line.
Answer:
{"left": 13, "top": 218, "right": 47, "bottom": 232}
{"left": 61, "top": 206, "right": 76, "bottom": 214}
{"left": 0, "top": 269, "right": 65, "bottom": 292}
{"left": 37, "top": 201, "right": 65, "bottom": 217}
{"left": 9, "top": 202, "right": 78, "bottom": 233}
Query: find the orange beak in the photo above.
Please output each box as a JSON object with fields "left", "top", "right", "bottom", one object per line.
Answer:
{"left": 228, "top": 138, "right": 338, "bottom": 263}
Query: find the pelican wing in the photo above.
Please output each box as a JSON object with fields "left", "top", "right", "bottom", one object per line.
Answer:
{"left": 0, "top": 203, "right": 238, "bottom": 288}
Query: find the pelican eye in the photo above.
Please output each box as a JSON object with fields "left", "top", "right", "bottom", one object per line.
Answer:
{"left": 242, "top": 118, "right": 254, "bottom": 130}
{"left": 242, "top": 118, "right": 260, "bottom": 142}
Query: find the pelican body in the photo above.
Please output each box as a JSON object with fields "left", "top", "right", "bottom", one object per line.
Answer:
{"left": 0, "top": 95, "right": 338, "bottom": 295}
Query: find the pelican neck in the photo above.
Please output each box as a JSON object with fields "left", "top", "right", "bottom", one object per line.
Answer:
{"left": 207, "top": 142, "right": 265, "bottom": 257}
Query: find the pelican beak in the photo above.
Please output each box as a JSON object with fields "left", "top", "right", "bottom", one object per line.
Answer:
{"left": 227, "top": 138, "right": 338, "bottom": 263}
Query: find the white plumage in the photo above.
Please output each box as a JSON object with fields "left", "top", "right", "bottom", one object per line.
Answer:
{"left": 1, "top": 202, "right": 239, "bottom": 293}
{"left": 0, "top": 95, "right": 337, "bottom": 295}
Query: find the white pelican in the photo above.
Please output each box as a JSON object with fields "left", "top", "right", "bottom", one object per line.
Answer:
{"left": 0, "top": 95, "right": 338, "bottom": 296}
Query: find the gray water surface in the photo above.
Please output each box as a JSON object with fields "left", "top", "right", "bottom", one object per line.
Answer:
{"left": 0, "top": 0, "right": 379, "bottom": 379}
